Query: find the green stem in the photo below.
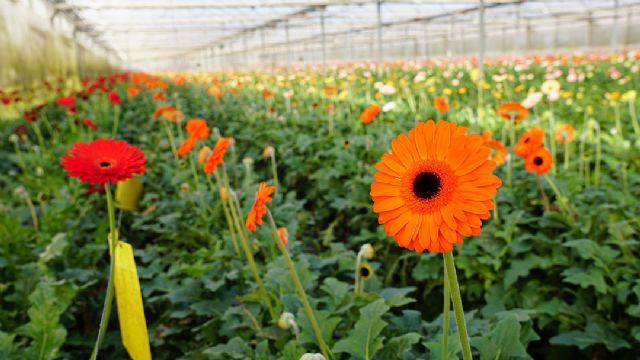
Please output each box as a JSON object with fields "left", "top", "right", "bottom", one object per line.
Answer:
{"left": 161, "top": 120, "right": 178, "bottom": 160}
{"left": 219, "top": 172, "right": 276, "bottom": 320}
{"left": 111, "top": 106, "right": 120, "bottom": 137}
{"left": 442, "top": 258, "right": 450, "bottom": 360}
{"left": 266, "top": 210, "right": 331, "bottom": 360}
{"left": 206, "top": 175, "right": 240, "bottom": 256}
{"left": 90, "top": 183, "right": 118, "bottom": 360}
{"left": 443, "top": 252, "right": 472, "bottom": 360}
{"left": 629, "top": 100, "right": 640, "bottom": 137}
{"left": 563, "top": 141, "right": 570, "bottom": 171}
{"left": 270, "top": 152, "right": 279, "bottom": 191}
{"left": 188, "top": 151, "right": 201, "bottom": 193}
{"left": 354, "top": 252, "right": 362, "bottom": 295}
{"left": 543, "top": 174, "right": 574, "bottom": 224}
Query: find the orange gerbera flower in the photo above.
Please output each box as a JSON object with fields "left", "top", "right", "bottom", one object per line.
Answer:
{"left": 186, "top": 119, "right": 210, "bottom": 140}
{"left": 524, "top": 147, "right": 553, "bottom": 175}
{"left": 245, "top": 182, "right": 276, "bottom": 232}
{"left": 152, "top": 92, "right": 166, "bottom": 102}
{"left": 370, "top": 120, "right": 501, "bottom": 253}
{"left": 208, "top": 85, "right": 223, "bottom": 98}
{"left": 497, "top": 101, "right": 528, "bottom": 122}
{"left": 278, "top": 227, "right": 288, "bottom": 246}
{"left": 204, "top": 137, "right": 232, "bottom": 175}
{"left": 481, "top": 131, "right": 507, "bottom": 166}
{"left": 178, "top": 137, "right": 196, "bottom": 157}
{"left": 433, "top": 97, "right": 449, "bottom": 113}
{"left": 262, "top": 89, "right": 273, "bottom": 100}
{"left": 198, "top": 146, "right": 211, "bottom": 164}
{"left": 554, "top": 124, "right": 575, "bottom": 144}
{"left": 514, "top": 127, "right": 544, "bottom": 158}
{"left": 360, "top": 104, "right": 381, "bottom": 124}
{"left": 323, "top": 85, "right": 338, "bottom": 97}
{"left": 127, "top": 87, "right": 140, "bottom": 97}
{"left": 174, "top": 75, "right": 186, "bottom": 86}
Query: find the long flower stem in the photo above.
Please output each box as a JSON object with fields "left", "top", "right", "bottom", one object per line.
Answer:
{"left": 270, "top": 152, "right": 279, "bottom": 191}
{"left": 442, "top": 258, "right": 450, "bottom": 360}
{"left": 354, "top": 252, "right": 363, "bottom": 295}
{"left": 629, "top": 100, "right": 640, "bottom": 137}
{"left": 266, "top": 210, "right": 330, "bottom": 360}
{"left": 111, "top": 106, "right": 120, "bottom": 137}
{"left": 218, "top": 172, "right": 276, "bottom": 320}
{"left": 161, "top": 120, "right": 178, "bottom": 159}
{"left": 206, "top": 176, "right": 240, "bottom": 255}
{"left": 90, "top": 183, "right": 118, "bottom": 360}
{"left": 443, "top": 252, "right": 472, "bottom": 360}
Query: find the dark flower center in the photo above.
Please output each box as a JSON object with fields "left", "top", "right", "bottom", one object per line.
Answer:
{"left": 524, "top": 137, "right": 530, "bottom": 143}
{"left": 98, "top": 161, "right": 114, "bottom": 169}
{"left": 413, "top": 171, "right": 441, "bottom": 199}
{"left": 533, "top": 156, "right": 543, "bottom": 166}
{"left": 359, "top": 266, "right": 370, "bottom": 277}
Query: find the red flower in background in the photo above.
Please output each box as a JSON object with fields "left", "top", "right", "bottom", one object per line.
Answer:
{"left": 83, "top": 118, "right": 98, "bottom": 131}
{"left": 57, "top": 96, "right": 75, "bottom": 107}
{"left": 108, "top": 91, "right": 122, "bottom": 105}
{"left": 1, "top": 97, "right": 10, "bottom": 105}
{"left": 61, "top": 139, "right": 146, "bottom": 184}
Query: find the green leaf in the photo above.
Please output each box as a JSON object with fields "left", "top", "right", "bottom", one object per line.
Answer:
{"left": 333, "top": 299, "right": 390, "bottom": 360}
{"left": 203, "top": 337, "right": 251, "bottom": 359}
{"left": 0, "top": 331, "right": 15, "bottom": 359}
{"left": 550, "top": 322, "right": 630, "bottom": 352}
{"left": 38, "top": 233, "right": 67, "bottom": 264}
{"left": 380, "top": 287, "right": 416, "bottom": 308}
{"left": 378, "top": 332, "right": 420, "bottom": 359}
{"left": 561, "top": 268, "right": 608, "bottom": 294}
{"left": 297, "top": 309, "right": 340, "bottom": 348}
{"left": 470, "top": 315, "right": 529, "bottom": 360}
{"left": 503, "top": 255, "right": 551, "bottom": 288}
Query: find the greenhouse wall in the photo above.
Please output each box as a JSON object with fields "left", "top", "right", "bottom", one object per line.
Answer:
{"left": 0, "top": 0, "right": 115, "bottom": 86}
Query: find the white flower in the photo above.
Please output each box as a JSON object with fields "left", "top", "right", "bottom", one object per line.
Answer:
{"left": 300, "top": 354, "right": 326, "bottom": 360}
{"left": 382, "top": 101, "right": 396, "bottom": 112}
{"left": 522, "top": 92, "right": 543, "bottom": 109}
{"left": 283, "top": 90, "right": 294, "bottom": 99}
{"left": 413, "top": 71, "right": 426, "bottom": 83}
{"left": 379, "top": 84, "right": 396, "bottom": 95}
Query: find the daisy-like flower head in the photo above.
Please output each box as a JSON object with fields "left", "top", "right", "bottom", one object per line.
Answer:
{"left": 108, "top": 91, "right": 122, "bottom": 106}
{"left": 371, "top": 120, "right": 501, "bottom": 253}
{"left": 186, "top": 119, "right": 210, "bottom": 140}
{"left": 554, "top": 124, "right": 575, "bottom": 144}
{"left": 524, "top": 147, "right": 553, "bottom": 175}
{"left": 433, "top": 97, "right": 449, "bottom": 113}
{"left": 514, "top": 127, "right": 544, "bottom": 158}
{"left": 481, "top": 131, "right": 507, "bottom": 166}
{"left": 83, "top": 118, "right": 98, "bottom": 131}
{"left": 178, "top": 137, "right": 197, "bottom": 157}
{"left": 497, "top": 101, "right": 528, "bottom": 122}
{"left": 204, "top": 137, "right": 232, "bottom": 175}
{"left": 57, "top": 96, "right": 75, "bottom": 107}
{"left": 360, "top": 104, "right": 381, "bottom": 124}
{"left": 127, "top": 87, "right": 139, "bottom": 97}
{"left": 245, "top": 182, "right": 276, "bottom": 232}
{"left": 61, "top": 139, "right": 146, "bottom": 184}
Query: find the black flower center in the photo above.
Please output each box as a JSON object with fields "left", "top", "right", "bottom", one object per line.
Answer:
{"left": 533, "top": 156, "right": 543, "bottom": 166}
{"left": 413, "top": 171, "right": 441, "bottom": 199}
{"left": 359, "top": 266, "right": 370, "bottom": 278}
{"left": 99, "top": 161, "right": 112, "bottom": 168}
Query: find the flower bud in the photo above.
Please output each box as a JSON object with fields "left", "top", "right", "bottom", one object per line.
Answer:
{"left": 262, "top": 146, "right": 274, "bottom": 158}
{"left": 277, "top": 312, "right": 295, "bottom": 330}
{"left": 299, "top": 353, "right": 326, "bottom": 360}
{"left": 359, "top": 243, "right": 374, "bottom": 260}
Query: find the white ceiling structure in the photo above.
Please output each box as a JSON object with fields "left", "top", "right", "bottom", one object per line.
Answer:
{"left": 47, "top": 0, "right": 640, "bottom": 70}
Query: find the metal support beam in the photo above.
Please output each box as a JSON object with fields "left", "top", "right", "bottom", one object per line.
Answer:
{"left": 377, "top": 0, "right": 383, "bottom": 64}
{"left": 320, "top": 12, "right": 327, "bottom": 66}
{"left": 285, "top": 21, "right": 291, "bottom": 67}
{"left": 478, "top": 0, "right": 485, "bottom": 79}
{"left": 611, "top": 0, "right": 620, "bottom": 52}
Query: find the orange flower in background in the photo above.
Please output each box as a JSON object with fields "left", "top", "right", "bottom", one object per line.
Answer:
{"left": 198, "top": 146, "right": 211, "bottom": 164}
{"left": 497, "top": 101, "right": 528, "bottom": 122}
{"left": 323, "top": 85, "right": 338, "bottom": 97}
{"left": 278, "top": 227, "right": 288, "bottom": 246}
{"left": 370, "top": 120, "right": 502, "bottom": 253}
{"left": 245, "top": 182, "right": 276, "bottom": 232}
{"left": 127, "top": 87, "right": 140, "bottom": 97}
{"left": 186, "top": 119, "right": 210, "bottom": 140}
{"left": 481, "top": 131, "right": 507, "bottom": 166}
{"left": 174, "top": 75, "right": 186, "bottom": 86}
{"left": 204, "top": 137, "right": 232, "bottom": 175}
{"left": 360, "top": 104, "right": 381, "bottom": 124}
{"left": 433, "top": 97, "right": 449, "bottom": 113}
{"left": 153, "top": 105, "right": 183, "bottom": 122}
{"left": 524, "top": 147, "right": 553, "bottom": 175}
{"left": 152, "top": 92, "right": 166, "bottom": 102}
{"left": 514, "top": 127, "right": 544, "bottom": 158}
{"left": 208, "top": 85, "right": 223, "bottom": 98}
{"left": 261, "top": 89, "right": 273, "bottom": 100}
{"left": 178, "top": 137, "right": 197, "bottom": 157}
{"left": 554, "top": 124, "right": 575, "bottom": 144}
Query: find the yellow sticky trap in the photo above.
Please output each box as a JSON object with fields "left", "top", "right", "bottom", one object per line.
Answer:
{"left": 114, "top": 241, "right": 152, "bottom": 360}
{"left": 116, "top": 178, "right": 143, "bottom": 212}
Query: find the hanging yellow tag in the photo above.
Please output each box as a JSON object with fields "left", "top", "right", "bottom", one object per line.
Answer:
{"left": 115, "top": 177, "right": 143, "bottom": 212}
{"left": 114, "top": 241, "right": 152, "bottom": 360}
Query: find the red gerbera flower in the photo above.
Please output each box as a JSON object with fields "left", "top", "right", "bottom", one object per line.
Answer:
{"left": 108, "top": 91, "right": 122, "bottom": 105}
{"left": 57, "top": 96, "right": 75, "bottom": 107}
{"left": 61, "top": 139, "right": 146, "bottom": 184}
{"left": 83, "top": 118, "right": 98, "bottom": 130}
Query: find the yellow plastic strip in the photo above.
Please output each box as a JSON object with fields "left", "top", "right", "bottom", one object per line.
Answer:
{"left": 115, "top": 177, "right": 143, "bottom": 212}
{"left": 114, "top": 241, "right": 152, "bottom": 360}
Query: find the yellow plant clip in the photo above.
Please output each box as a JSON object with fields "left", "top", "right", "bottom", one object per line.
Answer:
{"left": 115, "top": 177, "right": 143, "bottom": 212}
{"left": 113, "top": 240, "right": 152, "bottom": 360}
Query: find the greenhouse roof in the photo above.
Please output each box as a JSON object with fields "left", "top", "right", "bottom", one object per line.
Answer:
{"left": 49, "top": 0, "right": 639, "bottom": 69}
